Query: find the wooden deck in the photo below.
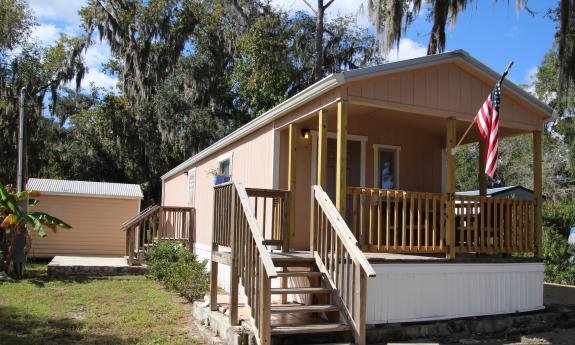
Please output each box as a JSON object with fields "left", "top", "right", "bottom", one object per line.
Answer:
{"left": 270, "top": 250, "right": 541, "bottom": 264}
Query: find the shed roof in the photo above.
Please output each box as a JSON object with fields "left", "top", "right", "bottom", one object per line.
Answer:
{"left": 161, "top": 49, "right": 555, "bottom": 181}
{"left": 27, "top": 178, "right": 143, "bottom": 199}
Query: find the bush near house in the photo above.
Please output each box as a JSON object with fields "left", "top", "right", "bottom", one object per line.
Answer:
{"left": 144, "top": 241, "right": 209, "bottom": 301}
{"left": 542, "top": 201, "right": 575, "bottom": 285}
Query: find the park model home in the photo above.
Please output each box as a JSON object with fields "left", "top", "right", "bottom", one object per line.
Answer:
{"left": 157, "top": 50, "right": 553, "bottom": 345}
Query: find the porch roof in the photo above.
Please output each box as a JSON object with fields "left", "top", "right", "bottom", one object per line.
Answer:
{"left": 162, "top": 50, "right": 555, "bottom": 181}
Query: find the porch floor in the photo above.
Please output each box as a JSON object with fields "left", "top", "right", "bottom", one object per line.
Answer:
{"left": 270, "top": 250, "right": 542, "bottom": 264}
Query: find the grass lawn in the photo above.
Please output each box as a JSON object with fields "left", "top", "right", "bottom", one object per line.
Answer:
{"left": 0, "top": 264, "right": 198, "bottom": 345}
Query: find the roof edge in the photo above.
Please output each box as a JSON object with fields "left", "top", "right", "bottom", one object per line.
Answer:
{"left": 38, "top": 191, "right": 144, "bottom": 200}
{"left": 161, "top": 74, "right": 342, "bottom": 180}
{"left": 162, "top": 49, "right": 556, "bottom": 181}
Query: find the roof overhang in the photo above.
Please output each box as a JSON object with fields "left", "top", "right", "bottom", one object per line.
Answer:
{"left": 161, "top": 50, "right": 556, "bottom": 180}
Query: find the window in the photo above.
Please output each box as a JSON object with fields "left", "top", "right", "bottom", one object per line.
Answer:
{"left": 217, "top": 152, "right": 233, "bottom": 177}
{"left": 373, "top": 145, "right": 400, "bottom": 189}
{"left": 219, "top": 158, "right": 231, "bottom": 176}
{"left": 188, "top": 168, "right": 196, "bottom": 207}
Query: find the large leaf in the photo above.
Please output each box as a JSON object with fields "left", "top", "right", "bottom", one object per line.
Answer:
{"left": 28, "top": 212, "right": 72, "bottom": 230}
{"left": 0, "top": 214, "right": 17, "bottom": 228}
{"left": 26, "top": 214, "right": 47, "bottom": 237}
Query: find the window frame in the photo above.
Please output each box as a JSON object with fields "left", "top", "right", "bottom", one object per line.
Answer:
{"left": 187, "top": 168, "right": 196, "bottom": 207}
{"left": 217, "top": 152, "right": 233, "bottom": 177}
{"left": 373, "top": 144, "right": 401, "bottom": 190}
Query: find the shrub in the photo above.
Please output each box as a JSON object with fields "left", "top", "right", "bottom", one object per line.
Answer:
{"left": 542, "top": 225, "right": 575, "bottom": 285}
{"left": 144, "top": 241, "right": 209, "bottom": 301}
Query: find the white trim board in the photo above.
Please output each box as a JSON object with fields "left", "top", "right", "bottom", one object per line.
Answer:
{"left": 310, "top": 131, "right": 367, "bottom": 187}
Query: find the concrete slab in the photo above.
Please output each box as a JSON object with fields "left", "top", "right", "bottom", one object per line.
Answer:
{"left": 47, "top": 256, "right": 147, "bottom": 277}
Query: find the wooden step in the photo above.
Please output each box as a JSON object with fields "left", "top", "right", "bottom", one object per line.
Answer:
{"left": 271, "top": 251, "right": 315, "bottom": 265}
{"left": 270, "top": 304, "right": 339, "bottom": 314}
{"left": 271, "top": 287, "right": 331, "bottom": 294}
{"left": 275, "top": 271, "right": 323, "bottom": 278}
{"left": 271, "top": 322, "right": 350, "bottom": 335}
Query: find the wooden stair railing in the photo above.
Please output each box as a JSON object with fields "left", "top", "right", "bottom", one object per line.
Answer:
{"left": 211, "top": 182, "right": 278, "bottom": 345}
{"left": 311, "top": 185, "right": 376, "bottom": 345}
{"left": 121, "top": 205, "right": 195, "bottom": 265}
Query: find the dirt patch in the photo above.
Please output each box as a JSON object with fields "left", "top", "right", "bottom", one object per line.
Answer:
{"left": 544, "top": 283, "right": 575, "bottom": 306}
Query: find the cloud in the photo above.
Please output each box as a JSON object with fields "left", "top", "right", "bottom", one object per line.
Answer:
{"left": 524, "top": 66, "right": 538, "bottom": 95}
{"left": 386, "top": 38, "right": 427, "bottom": 62}
{"left": 31, "top": 23, "right": 61, "bottom": 46}
{"left": 28, "top": 0, "right": 87, "bottom": 27}
{"left": 81, "top": 69, "right": 118, "bottom": 90}
{"left": 270, "top": 0, "right": 370, "bottom": 25}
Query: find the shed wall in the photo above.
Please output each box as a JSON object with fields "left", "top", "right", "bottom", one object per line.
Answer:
{"left": 29, "top": 195, "right": 140, "bottom": 257}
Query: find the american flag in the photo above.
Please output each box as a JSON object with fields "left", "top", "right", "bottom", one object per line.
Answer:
{"left": 476, "top": 82, "right": 501, "bottom": 178}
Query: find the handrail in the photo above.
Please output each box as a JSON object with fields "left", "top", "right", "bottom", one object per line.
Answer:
{"left": 123, "top": 205, "right": 194, "bottom": 265}
{"left": 314, "top": 186, "right": 376, "bottom": 277}
{"left": 212, "top": 182, "right": 278, "bottom": 345}
{"left": 121, "top": 204, "right": 160, "bottom": 230}
{"left": 235, "top": 182, "right": 278, "bottom": 278}
{"left": 311, "top": 185, "right": 375, "bottom": 345}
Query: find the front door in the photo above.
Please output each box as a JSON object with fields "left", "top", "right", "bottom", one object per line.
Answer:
{"left": 326, "top": 138, "right": 361, "bottom": 220}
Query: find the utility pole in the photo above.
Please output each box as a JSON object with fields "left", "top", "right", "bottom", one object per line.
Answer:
{"left": 17, "top": 87, "right": 26, "bottom": 193}
{"left": 13, "top": 87, "right": 28, "bottom": 279}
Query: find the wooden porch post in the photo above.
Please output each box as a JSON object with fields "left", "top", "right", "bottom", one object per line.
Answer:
{"left": 336, "top": 100, "right": 348, "bottom": 214}
{"left": 209, "top": 242, "right": 219, "bottom": 311}
{"left": 478, "top": 141, "right": 487, "bottom": 196}
{"left": 288, "top": 123, "right": 298, "bottom": 250}
{"left": 533, "top": 130, "right": 543, "bottom": 258}
{"left": 229, "top": 188, "right": 239, "bottom": 325}
{"left": 446, "top": 117, "right": 457, "bottom": 259}
{"left": 317, "top": 109, "right": 328, "bottom": 189}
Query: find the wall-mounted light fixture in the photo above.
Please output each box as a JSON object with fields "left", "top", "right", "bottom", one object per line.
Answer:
{"left": 301, "top": 128, "right": 311, "bottom": 140}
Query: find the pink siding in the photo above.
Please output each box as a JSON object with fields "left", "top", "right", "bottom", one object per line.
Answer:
{"left": 344, "top": 62, "right": 546, "bottom": 132}
{"left": 163, "top": 123, "right": 275, "bottom": 247}
{"left": 163, "top": 173, "right": 189, "bottom": 206}
{"left": 30, "top": 195, "right": 140, "bottom": 257}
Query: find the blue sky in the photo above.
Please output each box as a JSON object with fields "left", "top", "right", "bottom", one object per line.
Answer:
{"left": 27, "top": 0, "right": 557, "bottom": 91}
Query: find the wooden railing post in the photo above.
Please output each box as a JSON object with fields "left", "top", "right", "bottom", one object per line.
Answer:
{"left": 210, "top": 188, "right": 220, "bottom": 311}
{"left": 288, "top": 123, "right": 298, "bottom": 250}
{"left": 533, "top": 130, "right": 543, "bottom": 258}
{"left": 446, "top": 117, "right": 457, "bottom": 258}
{"left": 229, "top": 187, "right": 239, "bottom": 325}
{"left": 336, "top": 100, "right": 348, "bottom": 215}
{"left": 259, "top": 263, "right": 271, "bottom": 345}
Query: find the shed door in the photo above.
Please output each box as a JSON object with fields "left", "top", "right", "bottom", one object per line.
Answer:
{"left": 326, "top": 138, "right": 361, "bottom": 205}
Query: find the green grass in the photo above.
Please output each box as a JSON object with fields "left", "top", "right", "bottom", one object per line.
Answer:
{"left": 0, "top": 264, "right": 198, "bottom": 345}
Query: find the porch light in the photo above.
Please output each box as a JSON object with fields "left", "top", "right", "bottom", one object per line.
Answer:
{"left": 301, "top": 128, "right": 311, "bottom": 140}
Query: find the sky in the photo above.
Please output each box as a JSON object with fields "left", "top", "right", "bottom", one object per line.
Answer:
{"left": 27, "top": 0, "right": 557, "bottom": 92}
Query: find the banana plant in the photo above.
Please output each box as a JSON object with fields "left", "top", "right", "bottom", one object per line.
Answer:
{"left": 0, "top": 182, "right": 71, "bottom": 274}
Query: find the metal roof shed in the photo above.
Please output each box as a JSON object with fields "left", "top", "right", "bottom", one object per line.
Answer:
{"left": 27, "top": 178, "right": 143, "bottom": 257}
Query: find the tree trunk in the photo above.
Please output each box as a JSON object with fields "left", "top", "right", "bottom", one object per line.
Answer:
{"left": 314, "top": 0, "right": 325, "bottom": 82}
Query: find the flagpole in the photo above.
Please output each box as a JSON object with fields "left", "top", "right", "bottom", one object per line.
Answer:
{"left": 455, "top": 61, "right": 514, "bottom": 148}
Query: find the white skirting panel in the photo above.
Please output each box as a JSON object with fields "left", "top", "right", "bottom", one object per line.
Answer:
{"left": 366, "top": 262, "right": 544, "bottom": 324}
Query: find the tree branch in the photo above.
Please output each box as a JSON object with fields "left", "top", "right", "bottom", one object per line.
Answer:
{"left": 324, "top": 0, "right": 336, "bottom": 10}
{"left": 301, "top": 0, "right": 318, "bottom": 15}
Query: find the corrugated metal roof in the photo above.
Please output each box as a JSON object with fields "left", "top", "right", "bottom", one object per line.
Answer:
{"left": 27, "top": 178, "right": 143, "bottom": 199}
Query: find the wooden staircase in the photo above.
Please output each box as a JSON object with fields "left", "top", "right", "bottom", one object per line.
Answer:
{"left": 268, "top": 252, "right": 351, "bottom": 338}
{"left": 211, "top": 182, "right": 375, "bottom": 345}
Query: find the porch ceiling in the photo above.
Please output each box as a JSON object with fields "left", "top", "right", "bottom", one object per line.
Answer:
{"left": 296, "top": 103, "right": 527, "bottom": 146}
